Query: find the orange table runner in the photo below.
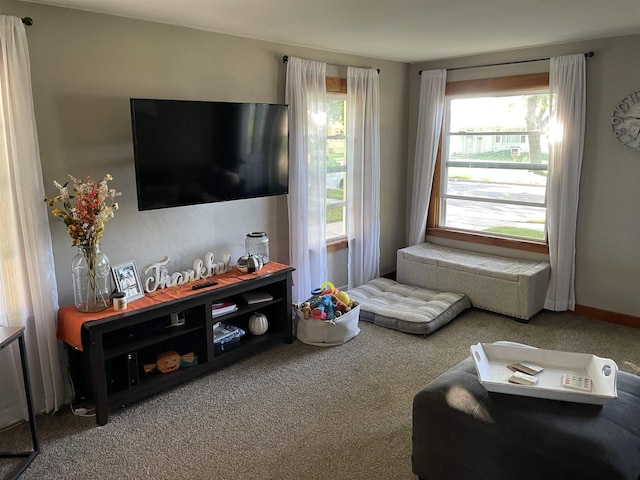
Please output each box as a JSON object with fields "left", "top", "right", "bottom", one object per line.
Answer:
{"left": 57, "top": 262, "right": 291, "bottom": 351}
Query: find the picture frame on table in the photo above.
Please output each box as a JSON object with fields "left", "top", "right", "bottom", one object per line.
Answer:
{"left": 111, "top": 260, "right": 145, "bottom": 302}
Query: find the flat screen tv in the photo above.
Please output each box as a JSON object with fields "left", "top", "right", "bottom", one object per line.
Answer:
{"left": 130, "top": 98, "right": 289, "bottom": 211}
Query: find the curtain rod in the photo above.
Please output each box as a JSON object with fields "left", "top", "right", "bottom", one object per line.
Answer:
{"left": 22, "top": 17, "right": 33, "bottom": 26}
{"left": 418, "top": 51, "right": 594, "bottom": 75}
{"left": 283, "top": 55, "right": 380, "bottom": 74}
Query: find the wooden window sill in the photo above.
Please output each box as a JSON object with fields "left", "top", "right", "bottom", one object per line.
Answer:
{"left": 327, "top": 238, "right": 348, "bottom": 253}
{"left": 426, "top": 227, "right": 549, "bottom": 255}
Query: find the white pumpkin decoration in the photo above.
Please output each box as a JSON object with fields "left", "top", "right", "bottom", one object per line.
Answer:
{"left": 248, "top": 312, "right": 269, "bottom": 336}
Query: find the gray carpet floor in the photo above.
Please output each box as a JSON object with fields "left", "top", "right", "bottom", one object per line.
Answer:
{"left": 2, "top": 308, "right": 640, "bottom": 480}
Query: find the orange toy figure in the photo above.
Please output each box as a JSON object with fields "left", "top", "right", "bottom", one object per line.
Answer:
{"left": 156, "top": 351, "right": 181, "bottom": 373}
{"left": 143, "top": 351, "right": 198, "bottom": 374}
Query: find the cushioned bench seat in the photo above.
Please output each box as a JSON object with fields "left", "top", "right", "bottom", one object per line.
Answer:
{"left": 346, "top": 277, "right": 470, "bottom": 335}
{"left": 397, "top": 242, "right": 550, "bottom": 320}
{"left": 412, "top": 357, "right": 640, "bottom": 480}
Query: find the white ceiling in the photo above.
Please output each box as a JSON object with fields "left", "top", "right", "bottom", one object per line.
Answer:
{"left": 22, "top": 0, "right": 640, "bottom": 63}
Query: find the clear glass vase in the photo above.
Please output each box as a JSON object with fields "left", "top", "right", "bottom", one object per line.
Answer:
{"left": 72, "top": 244, "right": 112, "bottom": 312}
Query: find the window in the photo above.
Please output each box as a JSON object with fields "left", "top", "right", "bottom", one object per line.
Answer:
{"left": 428, "top": 73, "right": 550, "bottom": 253}
{"left": 325, "top": 78, "right": 348, "bottom": 245}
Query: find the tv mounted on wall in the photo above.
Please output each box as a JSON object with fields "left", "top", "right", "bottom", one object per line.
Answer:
{"left": 130, "top": 99, "right": 289, "bottom": 211}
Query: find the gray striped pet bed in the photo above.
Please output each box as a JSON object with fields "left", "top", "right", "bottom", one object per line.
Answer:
{"left": 346, "top": 277, "right": 471, "bottom": 335}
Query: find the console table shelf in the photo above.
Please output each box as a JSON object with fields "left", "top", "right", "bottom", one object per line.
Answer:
{"left": 103, "top": 324, "right": 205, "bottom": 360}
{"left": 61, "top": 265, "right": 294, "bottom": 425}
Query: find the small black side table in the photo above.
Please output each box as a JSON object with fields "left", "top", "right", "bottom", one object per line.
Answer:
{"left": 0, "top": 327, "right": 39, "bottom": 479}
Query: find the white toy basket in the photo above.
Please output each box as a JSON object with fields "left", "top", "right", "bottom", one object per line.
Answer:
{"left": 295, "top": 305, "right": 360, "bottom": 346}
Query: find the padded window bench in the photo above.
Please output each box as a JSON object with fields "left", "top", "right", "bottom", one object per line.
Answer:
{"left": 397, "top": 242, "right": 550, "bottom": 321}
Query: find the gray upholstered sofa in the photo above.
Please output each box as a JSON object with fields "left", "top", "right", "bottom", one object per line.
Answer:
{"left": 397, "top": 242, "right": 550, "bottom": 320}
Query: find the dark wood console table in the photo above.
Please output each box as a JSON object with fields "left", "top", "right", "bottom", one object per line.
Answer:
{"left": 0, "top": 327, "right": 39, "bottom": 478}
{"left": 58, "top": 264, "right": 294, "bottom": 425}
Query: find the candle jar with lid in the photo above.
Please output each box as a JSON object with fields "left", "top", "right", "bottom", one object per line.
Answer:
{"left": 112, "top": 291, "right": 127, "bottom": 311}
{"left": 245, "top": 232, "right": 269, "bottom": 264}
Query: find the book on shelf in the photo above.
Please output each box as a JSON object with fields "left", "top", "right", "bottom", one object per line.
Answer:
{"left": 240, "top": 291, "right": 273, "bottom": 305}
{"left": 211, "top": 301, "right": 238, "bottom": 317}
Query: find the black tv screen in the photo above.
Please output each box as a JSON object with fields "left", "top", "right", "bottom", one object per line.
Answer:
{"left": 130, "top": 99, "right": 289, "bottom": 211}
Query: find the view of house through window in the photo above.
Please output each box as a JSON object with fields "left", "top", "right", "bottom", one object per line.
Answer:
{"left": 440, "top": 90, "right": 550, "bottom": 241}
{"left": 326, "top": 94, "right": 347, "bottom": 241}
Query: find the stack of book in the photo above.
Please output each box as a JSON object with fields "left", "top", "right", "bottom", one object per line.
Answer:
{"left": 212, "top": 301, "right": 237, "bottom": 317}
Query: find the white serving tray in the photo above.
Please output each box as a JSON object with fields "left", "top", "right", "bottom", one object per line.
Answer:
{"left": 470, "top": 342, "right": 618, "bottom": 405}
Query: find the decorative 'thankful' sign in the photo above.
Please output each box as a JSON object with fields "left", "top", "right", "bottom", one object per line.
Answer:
{"left": 143, "top": 252, "right": 231, "bottom": 293}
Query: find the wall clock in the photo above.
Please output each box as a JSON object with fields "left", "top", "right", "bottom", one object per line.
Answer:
{"left": 612, "top": 90, "right": 640, "bottom": 150}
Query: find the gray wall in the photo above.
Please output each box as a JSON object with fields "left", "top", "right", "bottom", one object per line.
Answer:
{"left": 3, "top": 0, "right": 636, "bottom": 317}
{"left": 1, "top": 0, "right": 408, "bottom": 305}
{"left": 410, "top": 37, "right": 640, "bottom": 317}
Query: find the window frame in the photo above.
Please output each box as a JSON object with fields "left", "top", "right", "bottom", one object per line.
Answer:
{"left": 326, "top": 76, "right": 348, "bottom": 252}
{"left": 426, "top": 73, "right": 550, "bottom": 254}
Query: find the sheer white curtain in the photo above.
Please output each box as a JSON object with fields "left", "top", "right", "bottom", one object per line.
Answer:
{"left": 0, "top": 16, "right": 66, "bottom": 427}
{"left": 408, "top": 69, "right": 447, "bottom": 246}
{"left": 346, "top": 67, "right": 380, "bottom": 288}
{"left": 285, "top": 57, "right": 328, "bottom": 303}
{"left": 544, "top": 54, "right": 586, "bottom": 311}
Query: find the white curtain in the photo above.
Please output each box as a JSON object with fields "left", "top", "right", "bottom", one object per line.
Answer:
{"left": 285, "top": 56, "right": 328, "bottom": 303}
{"left": 346, "top": 67, "right": 380, "bottom": 288}
{"left": 544, "top": 54, "right": 586, "bottom": 311}
{"left": 0, "top": 16, "right": 66, "bottom": 427}
{"left": 408, "top": 69, "right": 447, "bottom": 246}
